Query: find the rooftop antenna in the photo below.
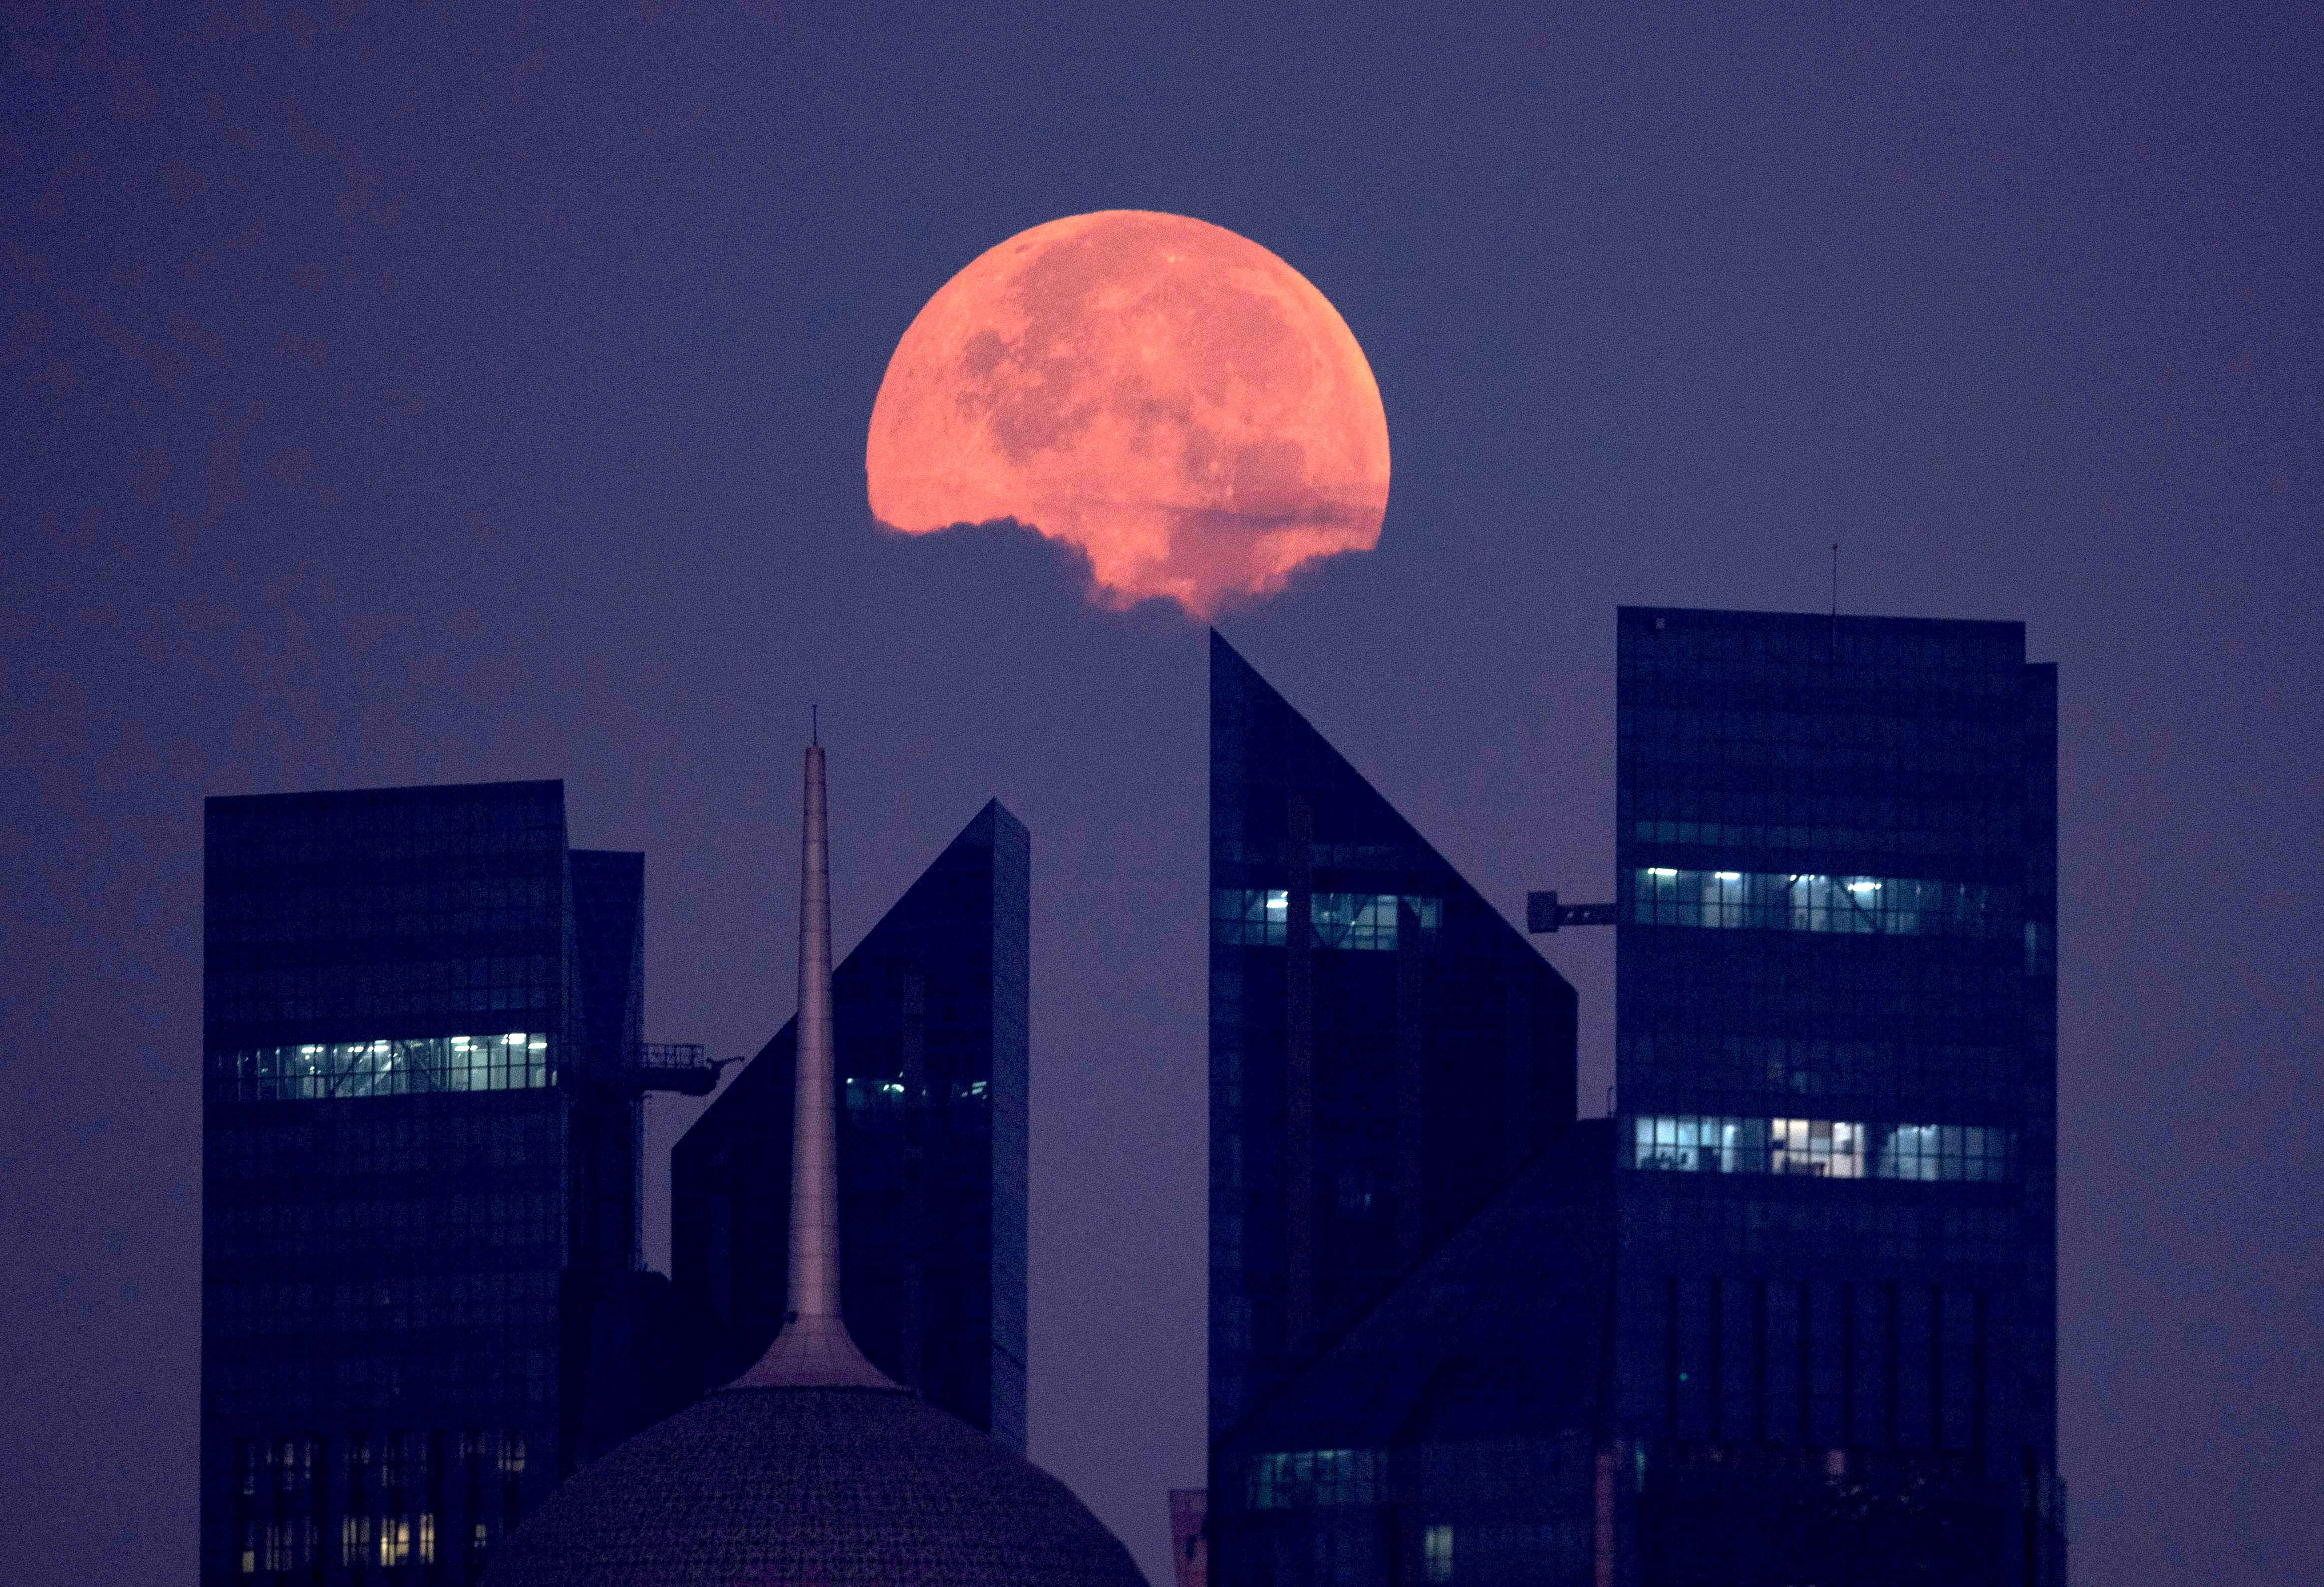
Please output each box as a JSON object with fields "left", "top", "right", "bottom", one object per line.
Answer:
{"left": 811, "top": 704, "right": 819, "bottom": 747}
{"left": 728, "top": 738, "right": 896, "bottom": 1392}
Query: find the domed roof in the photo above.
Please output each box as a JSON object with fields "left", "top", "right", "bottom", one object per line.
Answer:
{"left": 481, "top": 1384, "right": 1148, "bottom": 1587}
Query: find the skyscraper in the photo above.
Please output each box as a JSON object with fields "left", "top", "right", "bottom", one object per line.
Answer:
{"left": 201, "top": 780, "right": 707, "bottom": 1586}
{"left": 1206, "top": 631, "right": 1579, "bottom": 1445}
{"left": 671, "top": 799, "right": 1030, "bottom": 1449}
{"left": 1611, "top": 606, "right": 2062, "bottom": 1583}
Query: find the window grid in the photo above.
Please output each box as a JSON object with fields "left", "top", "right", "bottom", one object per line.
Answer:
{"left": 214, "top": 1033, "right": 552, "bottom": 1102}
{"left": 1211, "top": 889, "right": 1444, "bottom": 951}
{"left": 1628, "top": 1115, "right": 2013, "bottom": 1183}
{"left": 1628, "top": 868, "right": 2010, "bottom": 938}
{"left": 1240, "top": 1448, "right": 1387, "bottom": 1510}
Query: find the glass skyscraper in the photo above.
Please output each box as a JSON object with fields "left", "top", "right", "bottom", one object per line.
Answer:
{"left": 670, "top": 799, "right": 1031, "bottom": 1450}
{"left": 201, "top": 780, "right": 692, "bottom": 1587}
{"left": 1206, "top": 630, "right": 1580, "bottom": 1453}
{"left": 1611, "top": 606, "right": 2062, "bottom": 1584}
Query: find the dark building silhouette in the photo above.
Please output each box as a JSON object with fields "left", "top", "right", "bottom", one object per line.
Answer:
{"left": 1199, "top": 610, "right": 2063, "bottom": 1586}
{"left": 1206, "top": 630, "right": 1579, "bottom": 1453}
{"left": 671, "top": 800, "right": 1030, "bottom": 1450}
{"left": 1211, "top": 1122, "right": 1617, "bottom": 1586}
{"left": 200, "top": 780, "right": 709, "bottom": 1587}
{"left": 1609, "top": 606, "right": 2062, "bottom": 1584}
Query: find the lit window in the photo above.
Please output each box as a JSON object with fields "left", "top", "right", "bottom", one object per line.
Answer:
{"left": 1424, "top": 1525, "right": 1454, "bottom": 1583}
{"left": 1877, "top": 1124, "right": 1942, "bottom": 1181}
{"left": 1241, "top": 1448, "right": 1385, "bottom": 1510}
{"left": 1627, "top": 867, "right": 2008, "bottom": 938}
{"left": 1631, "top": 1115, "right": 2010, "bottom": 1183}
{"left": 1211, "top": 890, "right": 1442, "bottom": 952}
{"left": 1773, "top": 1117, "right": 1863, "bottom": 1178}
{"left": 211, "top": 1032, "right": 555, "bottom": 1101}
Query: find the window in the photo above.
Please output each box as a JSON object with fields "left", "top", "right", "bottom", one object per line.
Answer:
{"left": 1629, "top": 1116, "right": 2013, "bottom": 1183}
{"left": 1424, "top": 1525, "right": 1454, "bottom": 1583}
{"left": 1874, "top": 1123, "right": 2012, "bottom": 1183}
{"left": 1213, "top": 888, "right": 1289, "bottom": 946}
{"left": 2025, "top": 921, "right": 2053, "bottom": 975}
{"left": 1633, "top": 1114, "right": 1766, "bottom": 1174}
{"left": 213, "top": 1033, "right": 552, "bottom": 1101}
{"left": 1773, "top": 1117, "right": 1863, "bottom": 1178}
{"left": 1627, "top": 868, "right": 2009, "bottom": 939}
{"left": 1240, "top": 1448, "right": 1386, "bottom": 1510}
{"left": 1211, "top": 891, "right": 1443, "bottom": 951}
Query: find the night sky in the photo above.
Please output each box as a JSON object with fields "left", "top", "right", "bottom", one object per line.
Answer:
{"left": 4, "top": 3, "right": 2320, "bottom": 1583}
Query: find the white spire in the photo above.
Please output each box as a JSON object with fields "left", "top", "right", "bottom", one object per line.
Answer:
{"left": 730, "top": 741, "right": 897, "bottom": 1391}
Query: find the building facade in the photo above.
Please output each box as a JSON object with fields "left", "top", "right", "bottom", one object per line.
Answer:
{"left": 671, "top": 799, "right": 1030, "bottom": 1450}
{"left": 201, "top": 781, "right": 702, "bottom": 1587}
{"left": 200, "top": 780, "right": 691, "bottom": 1587}
{"left": 1611, "top": 606, "right": 2062, "bottom": 1584}
{"left": 1206, "top": 631, "right": 1580, "bottom": 1453}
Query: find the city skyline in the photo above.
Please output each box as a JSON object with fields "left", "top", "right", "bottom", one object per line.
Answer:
{"left": 5, "top": 6, "right": 2318, "bottom": 1586}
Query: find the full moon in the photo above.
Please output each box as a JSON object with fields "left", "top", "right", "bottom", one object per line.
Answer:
{"left": 866, "top": 211, "right": 1391, "bottom": 618}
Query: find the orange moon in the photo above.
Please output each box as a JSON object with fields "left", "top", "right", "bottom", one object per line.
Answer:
{"left": 866, "top": 211, "right": 1390, "bottom": 618}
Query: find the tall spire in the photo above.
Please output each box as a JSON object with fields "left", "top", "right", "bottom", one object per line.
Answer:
{"left": 731, "top": 741, "right": 898, "bottom": 1391}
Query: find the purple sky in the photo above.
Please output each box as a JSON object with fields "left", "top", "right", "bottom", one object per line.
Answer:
{"left": 3, "top": 4, "right": 2319, "bottom": 1582}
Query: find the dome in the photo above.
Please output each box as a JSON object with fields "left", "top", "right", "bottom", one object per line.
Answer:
{"left": 482, "top": 1383, "right": 1147, "bottom": 1587}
